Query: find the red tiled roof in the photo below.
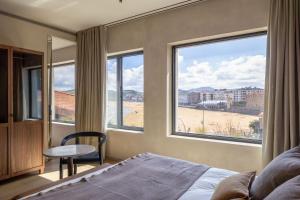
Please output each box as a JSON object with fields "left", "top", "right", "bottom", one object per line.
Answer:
{"left": 55, "top": 91, "right": 75, "bottom": 120}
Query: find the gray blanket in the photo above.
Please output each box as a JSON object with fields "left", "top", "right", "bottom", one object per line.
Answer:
{"left": 29, "top": 153, "right": 209, "bottom": 200}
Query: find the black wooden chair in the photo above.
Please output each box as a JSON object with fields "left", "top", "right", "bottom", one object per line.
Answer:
{"left": 59, "top": 132, "right": 107, "bottom": 179}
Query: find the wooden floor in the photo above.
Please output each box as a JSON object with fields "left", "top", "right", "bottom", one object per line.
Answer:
{"left": 0, "top": 159, "right": 118, "bottom": 200}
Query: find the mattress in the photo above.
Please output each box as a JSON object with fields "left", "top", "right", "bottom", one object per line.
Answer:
{"left": 21, "top": 158, "right": 237, "bottom": 200}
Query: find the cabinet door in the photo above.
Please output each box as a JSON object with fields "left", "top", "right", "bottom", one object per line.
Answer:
{"left": 11, "top": 121, "right": 43, "bottom": 174}
{"left": 0, "top": 125, "right": 8, "bottom": 179}
{"left": 11, "top": 50, "right": 44, "bottom": 175}
{"left": 0, "top": 47, "right": 9, "bottom": 180}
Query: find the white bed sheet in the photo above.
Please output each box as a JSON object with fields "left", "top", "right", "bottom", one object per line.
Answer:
{"left": 21, "top": 166, "right": 236, "bottom": 200}
{"left": 179, "top": 167, "right": 237, "bottom": 200}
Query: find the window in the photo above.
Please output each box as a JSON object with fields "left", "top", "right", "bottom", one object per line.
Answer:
{"left": 107, "top": 52, "right": 144, "bottom": 131}
{"left": 52, "top": 63, "right": 75, "bottom": 123}
{"left": 173, "top": 33, "right": 267, "bottom": 143}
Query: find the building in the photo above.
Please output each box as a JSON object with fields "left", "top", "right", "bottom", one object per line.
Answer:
{"left": 54, "top": 91, "right": 75, "bottom": 122}
{"left": 187, "top": 92, "right": 201, "bottom": 105}
{"left": 245, "top": 93, "right": 264, "bottom": 111}
{"left": 199, "top": 92, "right": 215, "bottom": 102}
{"left": 178, "top": 90, "right": 189, "bottom": 105}
{"left": 233, "top": 87, "right": 264, "bottom": 102}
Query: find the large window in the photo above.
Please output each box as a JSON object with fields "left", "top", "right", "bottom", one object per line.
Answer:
{"left": 52, "top": 63, "right": 75, "bottom": 123}
{"left": 173, "top": 33, "right": 267, "bottom": 143}
{"left": 107, "top": 52, "right": 144, "bottom": 131}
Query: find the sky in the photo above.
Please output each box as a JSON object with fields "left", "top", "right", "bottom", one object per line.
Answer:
{"left": 177, "top": 34, "right": 267, "bottom": 90}
{"left": 53, "top": 63, "right": 75, "bottom": 91}
{"left": 107, "top": 54, "right": 144, "bottom": 92}
{"left": 55, "top": 34, "right": 267, "bottom": 93}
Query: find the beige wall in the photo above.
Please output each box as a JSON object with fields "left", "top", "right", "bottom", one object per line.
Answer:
{"left": 106, "top": 0, "right": 269, "bottom": 172}
{"left": 51, "top": 123, "right": 75, "bottom": 146}
{"left": 0, "top": 13, "right": 76, "bottom": 149}
{"left": 52, "top": 45, "right": 76, "bottom": 64}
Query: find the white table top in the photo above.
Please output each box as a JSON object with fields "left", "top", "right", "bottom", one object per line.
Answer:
{"left": 43, "top": 145, "right": 96, "bottom": 158}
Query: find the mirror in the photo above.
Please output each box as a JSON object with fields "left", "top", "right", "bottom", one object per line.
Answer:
{"left": 13, "top": 51, "right": 43, "bottom": 122}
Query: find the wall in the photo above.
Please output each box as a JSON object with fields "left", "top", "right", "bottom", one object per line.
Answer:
{"left": 0, "top": 13, "right": 76, "bottom": 149}
{"left": 52, "top": 45, "right": 76, "bottom": 64}
{"left": 106, "top": 0, "right": 269, "bottom": 172}
{"left": 51, "top": 122, "right": 75, "bottom": 146}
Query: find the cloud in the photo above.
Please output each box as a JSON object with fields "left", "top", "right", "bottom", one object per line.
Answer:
{"left": 107, "top": 64, "right": 144, "bottom": 92}
{"left": 53, "top": 65, "right": 75, "bottom": 91}
{"left": 179, "top": 55, "right": 266, "bottom": 90}
{"left": 123, "top": 65, "right": 144, "bottom": 92}
{"left": 178, "top": 55, "right": 184, "bottom": 64}
{"left": 107, "top": 60, "right": 117, "bottom": 91}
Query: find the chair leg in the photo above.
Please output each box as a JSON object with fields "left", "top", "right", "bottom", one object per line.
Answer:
{"left": 59, "top": 162, "right": 63, "bottom": 179}
{"left": 100, "top": 151, "right": 103, "bottom": 165}
{"left": 99, "top": 156, "right": 102, "bottom": 165}
{"left": 74, "top": 164, "right": 77, "bottom": 174}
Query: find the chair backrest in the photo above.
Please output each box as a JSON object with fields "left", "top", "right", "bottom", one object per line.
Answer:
{"left": 60, "top": 132, "right": 107, "bottom": 153}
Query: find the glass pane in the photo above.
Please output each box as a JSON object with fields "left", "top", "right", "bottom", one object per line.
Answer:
{"left": 53, "top": 64, "right": 75, "bottom": 123}
{"left": 106, "top": 58, "right": 118, "bottom": 126}
{"left": 122, "top": 54, "right": 144, "bottom": 128}
{"left": 0, "top": 48, "right": 8, "bottom": 123}
{"left": 29, "top": 68, "right": 42, "bottom": 119}
{"left": 176, "top": 34, "right": 267, "bottom": 140}
{"left": 13, "top": 51, "right": 42, "bottom": 121}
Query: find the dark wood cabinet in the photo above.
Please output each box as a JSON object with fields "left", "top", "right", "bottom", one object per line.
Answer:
{"left": 0, "top": 45, "right": 44, "bottom": 180}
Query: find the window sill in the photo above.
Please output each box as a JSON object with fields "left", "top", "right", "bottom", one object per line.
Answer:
{"left": 168, "top": 134, "right": 262, "bottom": 148}
{"left": 106, "top": 128, "right": 144, "bottom": 135}
{"left": 52, "top": 121, "right": 75, "bottom": 126}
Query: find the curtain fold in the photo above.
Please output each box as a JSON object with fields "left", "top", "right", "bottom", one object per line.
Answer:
{"left": 75, "top": 26, "right": 107, "bottom": 147}
{"left": 263, "top": 0, "right": 300, "bottom": 166}
{"left": 13, "top": 59, "right": 24, "bottom": 121}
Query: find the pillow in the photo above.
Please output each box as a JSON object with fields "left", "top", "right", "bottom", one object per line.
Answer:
{"left": 250, "top": 145, "right": 300, "bottom": 200}
{"left": 264, "top": 175, "right": 300, "bottom": 200}
{"left": 211, "top": 171, "right": 256, "bottom": 200}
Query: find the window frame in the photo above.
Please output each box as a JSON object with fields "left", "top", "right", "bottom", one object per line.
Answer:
{"left": 171, "top": 31, "right": 267, "bottom": 144}
{"left": 107, "top": 51, "right": 144, "bottom": 131}
{"left": 52, "top": 61, "right": 76, "bottom": 124}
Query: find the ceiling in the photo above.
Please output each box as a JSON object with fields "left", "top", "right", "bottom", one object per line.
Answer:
{"left": 0, "top": 0, "right": 201, "bottom": 33}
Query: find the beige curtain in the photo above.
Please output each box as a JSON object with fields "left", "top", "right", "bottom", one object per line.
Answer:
{"left": 13, "top": 59, "right": 24, "bottom": 121}
{"left": 75, "top": 26, "right": 107, "bottom": 147}
{"left": 263, "top": 0, "right": 300, "bottom": 166}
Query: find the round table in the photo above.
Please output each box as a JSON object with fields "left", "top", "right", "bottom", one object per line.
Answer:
{"left": 44, "top": 145, "right": 96, "bottom": 177}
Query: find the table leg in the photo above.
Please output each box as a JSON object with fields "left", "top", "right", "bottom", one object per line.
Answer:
{"left": 67, "top": 157, "right": 74, "bottom": 177}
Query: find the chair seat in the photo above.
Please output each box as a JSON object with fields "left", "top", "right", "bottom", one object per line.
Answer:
{"left": 61, "top": 151, "right": 100, "bottom": 164}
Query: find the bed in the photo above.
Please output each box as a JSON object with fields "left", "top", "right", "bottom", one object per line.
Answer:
{"left": 14, "top": 153, "right": 236, "bottom": 200}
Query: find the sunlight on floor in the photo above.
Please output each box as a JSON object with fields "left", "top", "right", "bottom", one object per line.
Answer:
{"left": 38, "top": 164, "right": 96, "bottom": 182}
{"left": 0, "top": 159, "right": 98, "bottom": 200}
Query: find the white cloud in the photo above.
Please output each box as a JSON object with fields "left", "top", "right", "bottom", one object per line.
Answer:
{"left": 178, "top": 55, "right": 184, "bottom": 64}
{"left": 107, "top": 64, "right": 144, "bottom": 92}
{"left": 107, "top": 61, "right": 117, "bottom": 91}
{"left": 123, "top": 65, "right": 144, "bottom": 92}
{"left": 179, "top": 55, "right": 266, "bottom": 90}
{"left": 53, "top": 65, "right": 75, "bottom": 91}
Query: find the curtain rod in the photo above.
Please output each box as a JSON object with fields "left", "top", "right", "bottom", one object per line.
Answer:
{"left": 0, "top": 0, "right": 206, "bottom": 34}
{"left": 104, "top": 0, "right": 207, "bottom": 27}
